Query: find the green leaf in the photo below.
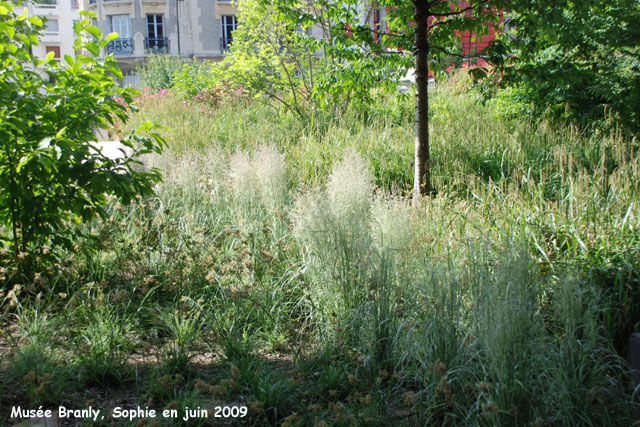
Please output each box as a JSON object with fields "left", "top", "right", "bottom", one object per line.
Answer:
{"left": 84, "top": 41, "right": 99, "bottom": 56}
{"left": 16, "top": 154, "right": 32, "bottom": 172}
{"left": 105, "top": 32, "right": 119, "bottom": 42}
{"left": 27, "top": 16, "right": 43, "bottom": 26}
{"left": 38, "top": 137, "right": 52, "bottom": 150}
{"left": 85, "top": 25, "right": 101, "bottom": 39}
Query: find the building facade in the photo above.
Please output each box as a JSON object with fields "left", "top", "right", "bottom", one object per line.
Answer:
{"left": 28, "top": 0, "right": 82, "bottom": 62}
{"left": 82, "top": 0, "right": 238, "bottom": 78}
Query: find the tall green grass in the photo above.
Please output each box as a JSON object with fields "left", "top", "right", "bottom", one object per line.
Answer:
{"left": 2, "top": 74, "right": 638, "bottom": 425}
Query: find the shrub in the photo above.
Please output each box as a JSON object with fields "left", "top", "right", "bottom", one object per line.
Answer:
{"left": 138, "top": 54, "right": 184, "bottom": 90}
{"left": 172, "top": 60, "right": 219, "bottom": 99}
{"left": 0, "top": 7, "right": 163, "bottom": 273}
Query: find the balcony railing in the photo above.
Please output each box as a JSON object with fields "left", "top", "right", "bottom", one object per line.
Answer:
{"left": 34, "top": 0, "right": 57, "bottom": 7}
{"left": 220, "top": 37, "right": 232, "bottom": 53}
{"left": 146, "top": 37, "right": 168, "bottom": 53}
{"left": 106, "top": 38, "right": 133, "bottom": 55}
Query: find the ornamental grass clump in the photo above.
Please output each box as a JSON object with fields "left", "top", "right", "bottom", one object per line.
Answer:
{"left": 228, "top": 146, "right": 289, "bottom": 213}
{"left": 294, "top": 153, "right": 412, "bottom": 375}
{"left": 294, "top": 152, "right": 374, "bottom": 328}
{"left": 470, "top": 245, "right": 545, "bottom": 423}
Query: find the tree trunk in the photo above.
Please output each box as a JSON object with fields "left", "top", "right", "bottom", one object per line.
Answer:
{"left": 413, "top": 0, "right": 432, "bottom": 201}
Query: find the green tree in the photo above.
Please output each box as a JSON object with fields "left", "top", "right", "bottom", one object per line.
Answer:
{"left": 493, "top": 0, "right": 640, "bottom": 135}
{"left": 0, "top": 4, "right": 163, "bottom": 269}
{"left": 256, "top": 0, "right": 505, "bottom": 198}
{"left": 222, "top": 0, "right": 321, "bottom": 120}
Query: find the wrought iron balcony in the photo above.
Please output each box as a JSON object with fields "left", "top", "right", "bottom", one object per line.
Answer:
{"left": 145, "top": 37, "right": 168, "bottom": 53}
{"left": 220, "top": 37, "right": 232, "bottom": 53}
{"left": 106, "top": 38, "right": 133, "bottom": 55}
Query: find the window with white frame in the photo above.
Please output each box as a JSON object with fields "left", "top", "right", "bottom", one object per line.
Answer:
{"left": 147, "top": 15, "right": 164, "bottom": 40}
{"left": 109, "top": 15, "right": 131, "bottom": 39}
{"left": 221, "top": 15, "right": 236, "bottom": 51}
{"left": 44, "top": 19, "right": 59, "bottom": 35}
{"left": 147, "top": 15, "right": 166, "bottom": 50}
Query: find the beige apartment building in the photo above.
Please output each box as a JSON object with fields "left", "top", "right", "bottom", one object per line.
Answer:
{"left": 27, "top": 0, "right": 238, "bottom": 86}
{"left": 28, "top": 0, "right": 82, "bottom": 62}
{"left": 83, "top": 0, "right": 238, "bottom": 85}
{"left": 27, "top": 1, "right": 385, "bottom": 88}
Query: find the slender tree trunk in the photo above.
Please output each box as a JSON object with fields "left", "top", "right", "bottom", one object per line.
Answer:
{"left": 413, "top": 0, "right": 432, "bottom": 201}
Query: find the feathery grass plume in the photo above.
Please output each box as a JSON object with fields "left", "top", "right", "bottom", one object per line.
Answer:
{"left": 371, "top": 195, "right": 415, "bottom": 258}
{"left": 165, "top": 151, "right": 201, "bottom": 186}
{"left": 326, "top": 150, "right": 374, "bottom": 230}
{"left": 292, "top": 153, "right": 371, "bottom": 327}
{"left": 148, "top": 147, "right": 225, "bottom": 198}
{"left": 293, "top": 151, "right": 374, "bottom": 261}
{"left": 228, "top": 150, "right": 258, "bottom": 204}
{"left": 228, "top": 146, "right": 289, "bottom": 213}
{"left": 252, "top": 145, "right": 289, "bottom": 212}
{"left": 544, "top": 276, "right": 631, "bottom": 424}
{"left": 408, "top": 263, "right": 470, "bottom": 382}
{"left": 470, "top": 243, "right": 545, "bottom": 422}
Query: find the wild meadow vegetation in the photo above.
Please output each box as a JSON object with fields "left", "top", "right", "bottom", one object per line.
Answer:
{"left": 2, "top": 0, "right": 640, "bottom": 424}
{"left": 2, "top": 73, "right": 639, "bottom": 425}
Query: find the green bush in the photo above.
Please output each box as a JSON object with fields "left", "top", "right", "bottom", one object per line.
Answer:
{"left": 0, "top": 7, "right": 163, "bottom": 271}
{"left": 172, "top": 60, "right": 220, "bottom": 99}
{"left": 497, "top": 2, "right": 640, "bottom": 135}
{"left": 138, "top": 54, "right": 185, "bottom": 90}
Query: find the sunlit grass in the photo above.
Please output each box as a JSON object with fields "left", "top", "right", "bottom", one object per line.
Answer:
{"left": 2, "top": 75, "right": 639, "bottom": 425}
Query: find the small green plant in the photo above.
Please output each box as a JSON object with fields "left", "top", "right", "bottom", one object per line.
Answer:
{"left": 172, "top": 60, "right": 219, "bottom": 99}
{"left": 159, "top": 308, "right": 201, "bottom": 372}
{"left": 11, "top": 343, "right": 72, "bottom": 407}
{"left": 75, "top": 308, "right": 132, "bottom": 386}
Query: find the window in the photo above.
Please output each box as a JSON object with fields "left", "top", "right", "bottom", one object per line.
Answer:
{"left": 44, "top": 19, "right": 59, "bottom": 35}
{"left": 35, "top": 0, "right": 57, "bottom": 8}
{"left": 372, "top": 7, "right": 381, "bottom": 43}
{"left": 71, "top": 0, "right": 79, "bottom": 8}
{"left": 107, "top": 16, "right": 133, "bottom": 54}
{"left": 221, "top": 15, "right": 236, "bottom": 52}
{"left": 46, "top": 45, "right": 61, "bottom": 59}
{"left": 146, "top": 15, "right": 166, "bottom": 51}
{"left": 109, "top": 15, "right": 131, "bottom": 39}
